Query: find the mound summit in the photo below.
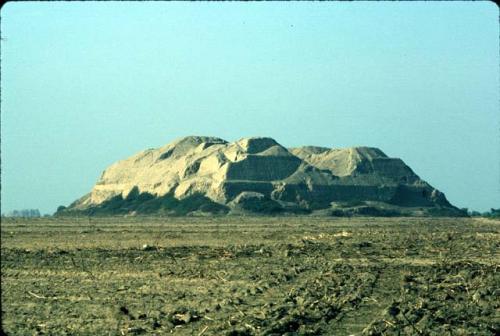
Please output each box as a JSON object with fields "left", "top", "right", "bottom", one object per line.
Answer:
{"left": 58, "top": 136, "right": 465, "bottom": 217}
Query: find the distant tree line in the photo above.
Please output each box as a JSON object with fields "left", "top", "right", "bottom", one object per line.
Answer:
{"left": 466, "top": 208, "right": 500, "bottom": 218}
{"left": 2, "top": 209, "right": 41, "bottom": 218}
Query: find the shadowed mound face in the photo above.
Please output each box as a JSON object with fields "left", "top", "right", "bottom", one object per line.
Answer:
{"left": 61, "top": 136, "right": 460, "bottom": 216}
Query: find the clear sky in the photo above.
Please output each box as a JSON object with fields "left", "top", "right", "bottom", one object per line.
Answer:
{"left": 1, "top": 1, "right": 499, "bottom": 214}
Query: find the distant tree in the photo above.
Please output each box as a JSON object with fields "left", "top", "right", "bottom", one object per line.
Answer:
{"left": 468, "top": 210, "right": 482, "bottom": 217}
{"left": 5, "top": 209, "right": 40, "bottom": 218}
{"left": 481, "top": 208, "right": 500, "bottom": 218}
{"left": 488, "top": 208, "right": 500, "bottom": 218}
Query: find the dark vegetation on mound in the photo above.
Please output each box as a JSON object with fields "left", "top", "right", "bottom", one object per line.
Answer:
{"left": 57, "top": 188, "right": 229, "bottom": 216}
{"left": 330, "top": 206, "right": 403, "bottom": 217}
{"left": 57, "top": 192, "right": 312, "bottom": 217}
{"left": 329, "top": 205, "right": 468, "bottom": 218}
{"left": 56, "top": 191, "right": 469, "bottom": 217}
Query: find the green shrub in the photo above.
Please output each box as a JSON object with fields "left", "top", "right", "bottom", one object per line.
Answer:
{"left": 307, "top": 200, "right": 332, "bottom": 210}
{"left": 340, "top": 200, "right": 366, "bottom": 208}
{"left": 330, "top": 209, "right": 348, "bottom": 217}
{"left": 199, "top": 202, "right": 229, "bottom": 214}
{"left": 239, "top": 197, "right": 283, "bottom": 214}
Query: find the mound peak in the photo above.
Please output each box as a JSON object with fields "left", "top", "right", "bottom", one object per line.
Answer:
{"left": 236, "top": 137, "right": 281, "bottom": 154}
{"left": 59, "top": 136, "right": 464, "bottom": 217}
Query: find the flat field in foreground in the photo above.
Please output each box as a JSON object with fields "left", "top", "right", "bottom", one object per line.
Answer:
{"left": 1, "top": 216, "right": 499, "bottom": 335}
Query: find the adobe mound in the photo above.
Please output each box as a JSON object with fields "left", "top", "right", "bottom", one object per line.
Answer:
{"left": 57, "top": 136, "right": 465, "bottom": 217}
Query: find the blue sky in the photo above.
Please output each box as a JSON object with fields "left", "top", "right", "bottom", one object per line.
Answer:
{"left": 1, "top": 1, "right": 498, "bottom": 214}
